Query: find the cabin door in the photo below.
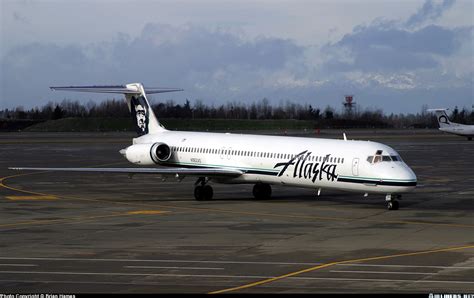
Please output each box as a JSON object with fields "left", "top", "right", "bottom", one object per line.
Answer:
{"left": 352, "top": 158, "right": 359, "bottom": 176}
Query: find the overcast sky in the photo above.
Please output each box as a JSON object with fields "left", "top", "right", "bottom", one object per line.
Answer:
{"left": 1, "top": 0, "right": 473, "bottom": 113}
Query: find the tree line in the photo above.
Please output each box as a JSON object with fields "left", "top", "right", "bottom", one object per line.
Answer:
{"left": 1, "top": 98, "right": 473, "bottom": 129}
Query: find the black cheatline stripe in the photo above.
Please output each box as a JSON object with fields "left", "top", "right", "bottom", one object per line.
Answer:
{"left": 245, "top": 170, "right": 278, "bottom": 176}
{"left": 337, "top": 177, "right": 416, "bottom": 187}
{"left": 160, "top": 162, "right": 278, "bottom": 176}
{"left": 338, "top": 177, "right": 417, "bottom": 186}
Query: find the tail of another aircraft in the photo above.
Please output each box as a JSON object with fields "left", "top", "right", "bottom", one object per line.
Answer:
{"left": 427, "top": 108, "right": 451, "bottom": 128}
{"left": 50, "top": 83, "right": 183, "bottom": 136}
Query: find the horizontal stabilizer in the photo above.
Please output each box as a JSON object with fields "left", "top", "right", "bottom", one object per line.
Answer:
{"left": 50, "top": 85, "right": 183, "bottom": 94}
{"left": 427, "top": 108, "right": 449, "bottom": 112}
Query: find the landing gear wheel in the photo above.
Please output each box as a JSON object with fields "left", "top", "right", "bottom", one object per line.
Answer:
{"left": 194, "top": 185, "right": 205, "bottom": 201}
{"left": 194, "top": 185, "right": 213, "bottom": 201}
{"left": 387, "top": 200, "right": 399, "bottom": 210}
{"left": 202, "top": 185, "right": 213, "bottom": 200}
{"left": 252, "top": 183, "right": 272, "bottom": 200}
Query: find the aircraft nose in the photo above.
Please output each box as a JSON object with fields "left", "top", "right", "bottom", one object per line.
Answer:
{"left": 401, "top": 164, "right": 417, "bottom": 190}
{"left": 119, "top": 148, "right": 127, "bottom": 157}
{"left": 405, "top": 164, "right": 417, "bottom": 182}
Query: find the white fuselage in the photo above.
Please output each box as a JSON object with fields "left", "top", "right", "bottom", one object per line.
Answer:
{"left": 439, "top": 123, "right": 474, "bottom": 137}
{"left": 124, "top": 131, "right": 417, "bottom": 195}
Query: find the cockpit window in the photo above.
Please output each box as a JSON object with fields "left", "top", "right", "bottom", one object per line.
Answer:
{"left": 367, "top": 151, "right": 402, "bottom": 164}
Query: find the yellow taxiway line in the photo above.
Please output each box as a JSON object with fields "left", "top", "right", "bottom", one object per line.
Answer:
{"left": 209, "top": 244, "right": 474, "bottom": 294}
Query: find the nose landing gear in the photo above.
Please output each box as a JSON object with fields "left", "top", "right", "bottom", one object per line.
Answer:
{"left": 194, "top": 177, "right": 213, "bottom": 201}
{"left": 386, "top": 194, "right": 401, "bottom": 210}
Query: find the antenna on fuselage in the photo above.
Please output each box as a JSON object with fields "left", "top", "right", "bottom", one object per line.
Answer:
{"left": 343, "top": 133, "right": 347, "bottom": 141}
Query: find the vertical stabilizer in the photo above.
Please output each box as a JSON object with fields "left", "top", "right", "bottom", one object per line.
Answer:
{"left": 125, "top": 83, "right": 164, "bottom": 135}
{"left": 50, "top": 83, "right": 183, "bottom": 136}
{"left": 428, "top": 108, "right": 451, "bottom": 128}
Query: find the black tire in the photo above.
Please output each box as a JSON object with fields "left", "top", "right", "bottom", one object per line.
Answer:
{"left": 194, "top": 186, "right": 204, "bottom": 201}
{"left": 203, "top": 185, "right": 214, "bottom": 200}
{"left": 387, "top": 200, "right": 399, "bottom": 210}
{"left": 252, "top": 183, "right": 272, "bottom": 200}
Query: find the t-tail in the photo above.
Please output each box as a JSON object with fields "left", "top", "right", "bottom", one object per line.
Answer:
{"left": 50, "top": 83, "right": 183, "bottom": 136}
{"left": 427, "top": 108, "right": 451, "bottom": 128}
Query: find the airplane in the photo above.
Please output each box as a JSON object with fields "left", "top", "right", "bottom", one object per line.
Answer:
{"left": 9, "top": 83, "right": 417, "bottom": 210}
{"left": 428, "top": 108, "right": 474, "bottom": 141}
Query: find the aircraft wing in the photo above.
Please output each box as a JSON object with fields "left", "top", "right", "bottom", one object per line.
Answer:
{"left": 8, "top": 167, "right": 243, "bottom": 177}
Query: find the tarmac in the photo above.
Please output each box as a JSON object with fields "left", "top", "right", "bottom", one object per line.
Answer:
{"left": 0, "top": 130, "right": 473, "bottom": 293}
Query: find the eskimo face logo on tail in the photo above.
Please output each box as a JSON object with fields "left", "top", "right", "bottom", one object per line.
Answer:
{"left": 131, "top": 96, "right": 149, "bottom": 135}
{"left": 439, "top": 115, "right": 449, "bottom": 124}
{"left": 274, "top": 150, "right": 338, "bottom": 182}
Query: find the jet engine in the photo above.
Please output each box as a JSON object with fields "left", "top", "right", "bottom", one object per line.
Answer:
{"left": 120, "top": 142, "right": 171, "bottom": 165}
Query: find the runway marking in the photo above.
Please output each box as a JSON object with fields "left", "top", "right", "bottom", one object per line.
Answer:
{"left": 0, "top": 271, "right": 473, "bottom": 285}
{"left": 124, "top": 266, "right": 224, "bottom": 270}
{"left": 340, "top": 263, "right": 474, "bottom": 269}
{"left": 208, "top": 244, "right": 474, "bottom": 294}
{"left": 0, "top": 277, "right": 473, "bottom": 287}
{"left": 0, "top": 213, "right": 132, "bottom": 229}
{"left": 127, "top": 210, "right": 169, "bottom": 215}
{"left": 330, "top": 270, "right": 437, "bottom": 275}
{"left": 0, "top": 270, "right": 266, "bottom": 278}
{"left": 5, "top": 195, "right": 57, "bottom": 201}
{"left": 0, "top": 264, "right": 37, "bottom": 267}
{"left": 0, "top": 257, "right": 472, "bottom": 270}
{"left": 0, "top": 257, "right": 474, "bottom": 270}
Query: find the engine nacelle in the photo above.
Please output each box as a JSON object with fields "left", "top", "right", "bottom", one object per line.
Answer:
{"left": 121, "top": 142, "right": 171, "bottom": 165}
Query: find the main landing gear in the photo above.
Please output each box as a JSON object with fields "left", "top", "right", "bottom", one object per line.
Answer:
{"left": 194, "top": 177, "right": 213, "bottom": 201}
{"left": 252, "top": 183, "right": 272, "bottom": 200}
{"left": 386, "top": 194, "right": 401, "bottom": 210}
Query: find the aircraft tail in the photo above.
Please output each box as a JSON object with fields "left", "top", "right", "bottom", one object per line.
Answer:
{"left": 50, "top": 83, "right": 183, "bottom": 136}
{"left": 427, "top": 108, "right": 451, "bottom": 128}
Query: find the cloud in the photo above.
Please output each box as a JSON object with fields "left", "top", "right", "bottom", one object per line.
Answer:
{"left": 12, "top": 11, "right": 30, "bottom": 24}
{"left": 405, "top": 0, "right": 456, "bottom": 27}
{"left": 322, "top": 24, "right": 470, "bottom": 73}
{"left": 1, "top": 23, "right": 304, "bottom": 108}
{"left": 0, "top": 16, "right": 472, "bottom": 114}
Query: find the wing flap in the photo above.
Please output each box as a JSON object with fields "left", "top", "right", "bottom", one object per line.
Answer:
{"left": 8, "top": 167, "right": 243, "bottom": 177}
